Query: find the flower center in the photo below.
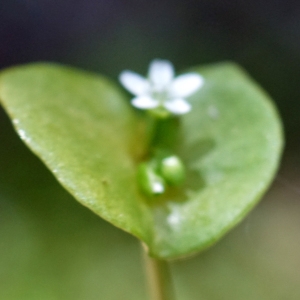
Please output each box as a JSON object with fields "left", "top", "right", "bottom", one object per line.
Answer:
{"left": 151, "top": 86, "right": 170, "bottom": 104}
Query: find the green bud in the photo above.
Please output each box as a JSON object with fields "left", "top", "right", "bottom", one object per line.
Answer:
{"left": 160, "top": 155, "right": 186, "bottom": 186}
{"left": 138, "top": 162, "right": 165, "bottom": 196}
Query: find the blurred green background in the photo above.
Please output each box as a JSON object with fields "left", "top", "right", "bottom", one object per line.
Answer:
{"left": 1, "top": 1, "right": 300, "bottom": 299}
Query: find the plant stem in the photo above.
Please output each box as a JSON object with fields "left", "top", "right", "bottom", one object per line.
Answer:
{"left": 142, "top": 245, "right": 176, "bottom": 300}
{"left": 144, "top": 115, "right": 159, "bottom": 155}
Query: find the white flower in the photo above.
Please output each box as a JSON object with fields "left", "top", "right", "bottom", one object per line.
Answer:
{"left": 119, "top": 59, "right": 204, "bottom": 116}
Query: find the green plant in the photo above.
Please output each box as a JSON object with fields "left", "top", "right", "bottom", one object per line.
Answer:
{"left": 0, "top": 59, "right": 283, "bottom": 299}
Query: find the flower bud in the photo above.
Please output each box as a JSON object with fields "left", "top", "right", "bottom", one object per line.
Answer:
{"left": 160, "top": 155, "right": 186, "bottom": 186}
{"left": 138, "top": 163, "right": 165, "bottom": 196}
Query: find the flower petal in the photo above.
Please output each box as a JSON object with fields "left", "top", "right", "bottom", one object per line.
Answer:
{"left": 169, "top": 73, "right": 204, "bottom": 98}
{"left": 148, "top": 59, "right": 174, "bottom": 90}
{"left": 119, "top": 71, "right": 149, "bottom": 96}
{"left": 164, "top": 98, "right": 191, "bottom": 115}
{"left": 131, "top": 96, "right": 159, "bottom": 109}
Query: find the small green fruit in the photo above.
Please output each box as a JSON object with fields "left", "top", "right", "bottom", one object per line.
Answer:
{"left": 160, "top": 155, "right": 186, "bottom": 186}
{"left": 138, "top": 163, "right": 165, "bottom": 196}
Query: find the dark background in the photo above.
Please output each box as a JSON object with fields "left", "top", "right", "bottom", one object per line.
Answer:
{"left": 1, "top": 1, "right": 300, "bottom": 299}
{"left": 1, "top": 0, "right": 300, "bottom": 147}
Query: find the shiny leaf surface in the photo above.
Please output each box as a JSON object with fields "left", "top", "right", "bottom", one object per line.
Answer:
{"left": 0, "top": 62, "right": 283, "bottom": 259}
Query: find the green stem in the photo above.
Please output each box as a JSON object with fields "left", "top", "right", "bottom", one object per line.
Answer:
{"left": 142, "top": 245, "right": 176, "bottom": 300}
{"left": 144, "top": 115, "right": 159, "bottom": 155}
{"left": 145, "top": 115, "right": 180, "bottom": 155}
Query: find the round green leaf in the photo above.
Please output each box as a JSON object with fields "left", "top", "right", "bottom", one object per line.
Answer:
{"left": 0, "top": 62, "right": 283, "bottom": 259}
